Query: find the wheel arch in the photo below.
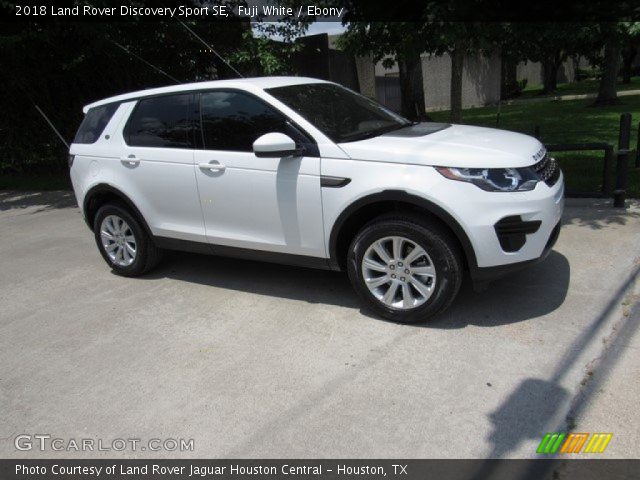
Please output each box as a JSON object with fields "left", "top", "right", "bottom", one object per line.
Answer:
{"left": 328, "top": 190, "right": 477, "bottom": 272}
{"left": 83, "top": 184, "right": 153, "bottom": 236}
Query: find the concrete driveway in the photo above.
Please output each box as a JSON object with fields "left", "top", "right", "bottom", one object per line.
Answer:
{"left": 1, "top": 191, "right": 639, "bottom": 459}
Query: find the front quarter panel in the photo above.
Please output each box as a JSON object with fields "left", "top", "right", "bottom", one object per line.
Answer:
{"left": 321, "top": 158, "right": 564, "bottom": 270}
{"left": 321, "top": 158, "right": 474, "bottom": 257}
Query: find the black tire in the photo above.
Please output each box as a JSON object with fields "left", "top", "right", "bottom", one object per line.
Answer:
{"left": 347, "top": 213, "right": 463, "bottom": 324}
{"left": 93, "top": 203, "right": 161, "bottom": 277}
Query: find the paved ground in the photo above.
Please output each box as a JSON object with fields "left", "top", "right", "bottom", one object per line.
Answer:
{"left": 1, "top": 191, "right": 639, "bottom": 459}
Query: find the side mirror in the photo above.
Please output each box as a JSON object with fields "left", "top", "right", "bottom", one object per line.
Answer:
{"left": 253, "top": 133, "right": 303, "bottom": 158}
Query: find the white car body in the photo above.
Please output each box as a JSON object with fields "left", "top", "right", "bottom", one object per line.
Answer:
{"left": 70, "top": 76, "right": 564, "bottom": 291}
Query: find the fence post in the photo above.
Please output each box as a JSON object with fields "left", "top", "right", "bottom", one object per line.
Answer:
{"left": 614, "top": 113, "right": 631, "bottom": 208}
{"left": 636, "top": 122, "right": 640, "bottom": 168}
{"left": 603, "top": 145, "right": 613, "bottom": 196}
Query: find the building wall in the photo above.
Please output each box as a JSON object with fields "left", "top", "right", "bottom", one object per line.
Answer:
{"left": 371, "top": 52, "right": 501, "bottom": 111}
{"left": 355, "top": 54, "right": 377, "bottom": 99}
{"left": 420, "top": 51, "right": 502, "bottom": 111}
{"left": 292, "top": 33, "right": 360, "bottom": 92}
{"left": 516, "top": 61, "right": 543, "bottom": 85}
{"left": 374, "top": 58, "right": 399, "bottom": 77}
{"left": 516, "top": 59, "right": 576, "bottom": 86}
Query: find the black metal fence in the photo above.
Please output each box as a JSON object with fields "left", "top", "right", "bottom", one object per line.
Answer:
{"left": 535, "top": 113, "right": 633, "bottom": 208}
{"left": 545, "top": 143, "right": 614, "bottom": 198}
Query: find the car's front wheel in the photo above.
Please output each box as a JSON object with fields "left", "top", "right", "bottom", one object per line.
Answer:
{"left": 347, "top": 213, "right": 463, "bottom": 323}
{"left": 93, "top": 203, "right": 161, "bottom": 276}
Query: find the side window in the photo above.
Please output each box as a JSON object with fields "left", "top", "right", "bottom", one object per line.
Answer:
{"left": 200, "top": 91, "right": 305, "bottom": 152}
{"left": 125, "top": 94, "right": 195, "bottom": 148}
{"left": 73, "top": 103, "right": 119, "bottom": 144}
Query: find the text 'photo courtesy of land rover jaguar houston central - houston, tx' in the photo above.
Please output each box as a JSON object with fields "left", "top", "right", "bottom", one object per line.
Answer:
{"left": 69, "top": 77, "right": 564, "bottom": 323}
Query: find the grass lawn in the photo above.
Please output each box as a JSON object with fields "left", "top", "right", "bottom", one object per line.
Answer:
{"left": 519, "top": 77, "right": 640, "bottom": 99}
{"left": 430, "top": 95, "right": 640, "bottom": 197}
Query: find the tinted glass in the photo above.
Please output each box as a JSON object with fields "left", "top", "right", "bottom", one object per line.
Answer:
{"left": 200, "top": 91, "right": 294, "bottom": 151}
{"left": 126, "top": 94, "right": 194, "bottom": 148}
{"left": 73, "top": 103, "right": 119, "bottom": 144}
{"left": 266, "top": 83, "right": 410, "bottom": 143}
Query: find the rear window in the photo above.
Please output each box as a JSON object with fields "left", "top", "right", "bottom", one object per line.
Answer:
{"left": 125, "top": 94, "right": 195, "bottom": 149}
{"left": 73, "top": 103, "right": 119, "bottom": 144}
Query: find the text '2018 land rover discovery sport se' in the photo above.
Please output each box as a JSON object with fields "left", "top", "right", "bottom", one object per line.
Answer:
{"left": 70, "top": 77, "right": 564, "bottom": 323}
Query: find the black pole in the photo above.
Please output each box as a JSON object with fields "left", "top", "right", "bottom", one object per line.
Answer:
{"left": 636, "top": 122, "right": 640, "bottom": 168}
{"left": 602, "top": 144, "right": 613, "bottom": 196}
{"left": 614, "top": 113, "right": 631, "bottom": 208}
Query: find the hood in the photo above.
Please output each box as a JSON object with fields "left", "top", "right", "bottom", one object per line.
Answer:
{"left": 337, "top": 123, "right": 544, "bottom": 168}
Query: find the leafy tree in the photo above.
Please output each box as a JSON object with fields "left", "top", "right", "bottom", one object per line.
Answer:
{"left": 230, "top": 19, "right": 307, "bottom": 75}
{"left": 620, "top": 22, "right": 640, "bottom": 84}
{"left": 339, "top": 22, "right": 428, "bottom": 120}
{"left": 340, "top": 20, "right": 500, "bottom": 123}
{"left": 426, "top": 22, "right": 503, "bottom": 123}
{"left": 594, "top": 24, "right": 623, "bottom": 105}
{"left": 0, "top": 12, "right": 304, "bottom": 174}
{"left": 584, "top": 23, "right": 639, "bottom": 106}
{"left": 500, "top": 23, "right": 592, "bottom": 95}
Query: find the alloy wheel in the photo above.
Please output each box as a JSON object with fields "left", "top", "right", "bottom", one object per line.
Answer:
{"left": 361, "top": 236, "right": 437, "bottom": 310}
{"left": 100, "top": 215, "right": 137, "bottom": 267}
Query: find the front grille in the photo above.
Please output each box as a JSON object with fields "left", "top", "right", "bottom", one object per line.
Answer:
{"left": 533, "top": 151, "right": 560, "bottom": 187}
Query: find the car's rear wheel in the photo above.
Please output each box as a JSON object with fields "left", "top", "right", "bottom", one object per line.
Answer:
{"left": 347, "top": 213, "right": 463, "bottom": 323}
{"left": 93, "top": 204, "right": 161, "bottom": 276}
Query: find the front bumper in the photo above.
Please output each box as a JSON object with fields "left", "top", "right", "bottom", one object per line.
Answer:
{"left": 471, "top": 219, "right": 561, "bottom": 283}
{"left": 429, "top": 170, "right": 565, "bottom": 282}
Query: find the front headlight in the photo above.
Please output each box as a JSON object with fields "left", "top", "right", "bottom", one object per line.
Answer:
{"left": 435, "top": 166, "right": 539, "bottom": 192}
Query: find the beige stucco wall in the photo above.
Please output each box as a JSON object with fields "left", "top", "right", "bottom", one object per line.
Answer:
{"left": 516, "top": 59, "right": 576, "bottom": 86}
{"left": 355, "top": 54, "right": 376, "bottom": 99}
{"left": 420, "top": 51, "right": 502, "bottom": 111}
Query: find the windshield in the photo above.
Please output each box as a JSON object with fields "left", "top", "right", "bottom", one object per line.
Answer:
{"left": 266, "top": 83, "right": 411, "bottom": 143}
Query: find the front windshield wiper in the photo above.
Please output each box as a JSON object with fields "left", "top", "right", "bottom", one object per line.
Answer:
{"left": 341, "top": 122, "right": 413, "bottom": 143}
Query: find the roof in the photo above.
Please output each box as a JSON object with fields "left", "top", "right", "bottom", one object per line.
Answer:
{"left": 82, "top": 76, "right": 328, "bottom": 113}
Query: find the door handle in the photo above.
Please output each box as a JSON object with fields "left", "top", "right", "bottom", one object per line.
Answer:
{"left": 199, "top": 161, "right": 226, "bottom": 172}
{"left": 120, "top": 155, "right": 140, "bottom": 166}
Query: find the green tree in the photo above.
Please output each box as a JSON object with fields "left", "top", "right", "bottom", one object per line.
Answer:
{"left": 339, "top": 22, "right": 428, "bottom": 120}
{"left": 620, "top": 23, "right": 640, "bottom": 84}
{"left": 340, "top": 20, "right": 500, "bottom": 123}
{"left": 501, "top": 23, "right": 592, "bottom": 95}
{"left": 0, "top": 13, "right": 305, "bottom": 174}
{"left": 230, "top": 19, "right": 307, "bottom": 75}
{"left": 427, "top": 22, "right": 502, "bottom": 123}
{"left": 583, "top": 23, "right": 639, "bottom": 106}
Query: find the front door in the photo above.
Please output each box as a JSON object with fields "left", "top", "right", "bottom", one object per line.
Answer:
{"left": 193, "top": 90, "right": 325, "bottom": 258}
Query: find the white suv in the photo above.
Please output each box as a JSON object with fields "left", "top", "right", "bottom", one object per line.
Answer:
{"left": 70, "top": 77, "right": 564, "bottom": 323}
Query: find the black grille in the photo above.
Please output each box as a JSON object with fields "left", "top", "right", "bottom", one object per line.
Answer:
{"left": 533, "top": 153, "right": 560, "bottom": 187}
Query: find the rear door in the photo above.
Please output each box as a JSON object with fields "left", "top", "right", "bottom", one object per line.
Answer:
{"left": 119, "top": 93, "right": 205, "bottom": 242}
{"left": 193, "top": 90, "right": 325, "bottom": 258}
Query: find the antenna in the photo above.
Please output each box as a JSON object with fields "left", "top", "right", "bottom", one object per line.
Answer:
{"left": 178, "top": 20, "right": 244, "bottom": 78}
{"left": 108, "top": 39, "right": 181, "bottom": 84}
{"left": 34, "top": 104, "right": 69, "bottom": 149}
{"left": 11, "top": 80, "right": 69, "bottom": 150}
